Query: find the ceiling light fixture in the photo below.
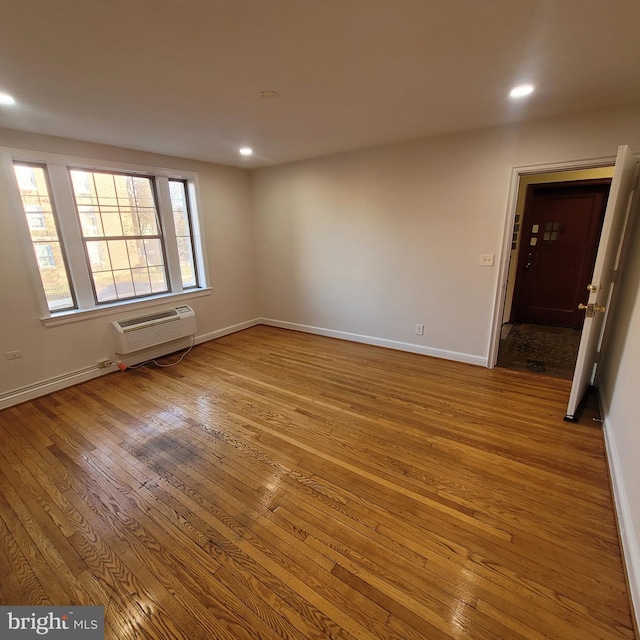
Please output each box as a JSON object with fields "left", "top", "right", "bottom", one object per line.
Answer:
{"left": 509, "top": 84, "right": 535, "bottom": 99}
{"left": 239, "top": 147, "right": 253, "bottom": 156}
{"left": 258, "top": 90, "right": 278, "bottom": 99}
{"left": 0, "top": 92, "right": 16, "bottom": 105}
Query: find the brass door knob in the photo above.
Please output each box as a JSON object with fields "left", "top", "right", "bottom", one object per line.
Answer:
{"left": 578, "top": 303, "right": 606, "bottom": 316}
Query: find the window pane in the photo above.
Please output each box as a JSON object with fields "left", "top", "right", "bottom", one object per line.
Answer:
{"left": 137, "top": 207, "right": 159, "bottom": 235}
{"left": 131, "top": 267, "right": 152, "bottom": 296}
{"left": 13, "top": 163, "right": 75, "bottom": 311}
{"left": 143, "top": 238, "right": 164, "bottom": 266}
{"left": 102, "top": 208, "right": 124, "bottom": 236}
{"left": 127, "top": 239, "right": 146, "bottom": 269}
{"left": 113, "top": 269, "right": 134, "bottom": 298}
{"left": 93, "top": 271, "right": 117, "bottom": 303}
{"left": 119, "top": 206, "right": 137, "bottom": 235}
{"left": 169, "top": 179, "right": 198, "bottom": 288}
{"left": 70, "top": 169, "right": 169, "bottom": 303}
{"left": 78, "top": 205, "right": 103, "bottom": 237}
{"left": 149, "top": 266, "right": 168, "bottom": 292}
{"left": 86, "top": 240, "right": 111, "bottom": 272}
{"left": 177, "top": 237, "right": 197, "bottom": 288}
{"left": 70, "top": 170, "right": 92, "bottom": 198}
{"left": 108, "top": 240, "right": 130, "bottom": 270}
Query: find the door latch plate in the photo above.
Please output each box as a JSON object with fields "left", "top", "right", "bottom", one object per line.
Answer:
{"left": 578, "top": 302, "right": 606, "bottom": 317}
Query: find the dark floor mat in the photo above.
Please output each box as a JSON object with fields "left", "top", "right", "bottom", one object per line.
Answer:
{"left": 496, "top": 323, "right": 581, "bottom": 380}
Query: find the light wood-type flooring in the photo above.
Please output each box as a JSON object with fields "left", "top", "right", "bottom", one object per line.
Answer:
{"left": 0, "top": 325, "right": 636, "bottom": 639}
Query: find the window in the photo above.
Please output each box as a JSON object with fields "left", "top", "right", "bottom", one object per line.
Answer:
{"left": 13, "top": 163, "right": 75, "bottom": 311}
{"left": 70, "top": 169, "right": 169, "bottom": 303}
{"left": 9, "top": 153, "right": 205, "bottom": 317}
{"left": 169, "top": 179, "right": 198, "bottom": 289}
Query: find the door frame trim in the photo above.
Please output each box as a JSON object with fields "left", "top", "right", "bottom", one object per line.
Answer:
{"left": 487, "top": 154, "right": 617, "bottom": 369}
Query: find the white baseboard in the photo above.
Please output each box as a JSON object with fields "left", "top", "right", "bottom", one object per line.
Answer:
{"left": 259, "top": 318, "right": 487, "bottom": 367}
{"left": 0, "top": 365, "right": 109, "bottom": 410}
{"left": 195, "top": 318, "right": 261, "bottom": 344}
{"left": 0, "top": 318, "right": 263, "bottom": 410}
{"left": 599, "top": 388, "right": 640, "bottom": 631}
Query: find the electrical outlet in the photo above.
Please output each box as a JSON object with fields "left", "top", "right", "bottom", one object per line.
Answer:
{"left": 97, "top": 358, "right": 114, "bottom": 368}
{"left": 480, "top": 254, "right": 495, "bottom": 266}
{"left": 415, "top": 324, "right": 424, "bottom": 335}
{"left": 6, "top": 350, "right": 22, "bottom": 360}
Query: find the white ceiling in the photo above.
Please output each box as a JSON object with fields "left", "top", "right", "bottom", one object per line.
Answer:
{"left": 1, "top": 0, "right": 639, "bottom": 168}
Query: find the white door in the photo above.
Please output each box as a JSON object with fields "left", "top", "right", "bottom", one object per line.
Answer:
{"left": 565, "top": 145, "right": 638, "bottom": 420}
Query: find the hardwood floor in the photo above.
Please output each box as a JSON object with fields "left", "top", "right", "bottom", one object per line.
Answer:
{"left": 0, "top": 325, "right": 635, "bottom": 639}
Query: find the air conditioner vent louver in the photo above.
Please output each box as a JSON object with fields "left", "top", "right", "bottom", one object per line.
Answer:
{"left": 112, "top": 305, "right": 196, "bottom": 354}
{"left": 118, "top": 309, "right": 177, "bottom": 328}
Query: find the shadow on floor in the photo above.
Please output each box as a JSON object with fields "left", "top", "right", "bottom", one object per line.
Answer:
{"left": 496, "top": 323, "right": 581, "bottom": 380}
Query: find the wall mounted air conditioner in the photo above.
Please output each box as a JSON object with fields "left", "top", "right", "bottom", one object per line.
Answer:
{"left": 112, "top": 305, "right": 196, "bottom": 355}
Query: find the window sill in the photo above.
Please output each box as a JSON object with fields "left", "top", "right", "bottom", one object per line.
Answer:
{"left": 41, "top": 288, "right": 212, "bottom": 327}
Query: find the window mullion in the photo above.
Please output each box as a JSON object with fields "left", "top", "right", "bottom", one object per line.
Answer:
{"left": 47, "top": 164, "right": 95, "bottom": 308}
{"left": 156, "top": 176, "right": 183, "bottom": 293}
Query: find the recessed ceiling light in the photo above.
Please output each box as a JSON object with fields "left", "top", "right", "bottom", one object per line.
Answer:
{"left": 510, "top": 84, "right": 535, "bottom": 99}
{"left": 258, "top": 90, "right": 278, "bottom": 99}
{"left": 0, "top": 92, "right": 16, "bottom": 105}
{"left": 239, "top": 147, "right": 253, "bottom": 156}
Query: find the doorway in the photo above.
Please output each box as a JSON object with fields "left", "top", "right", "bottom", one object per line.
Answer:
{"left": 496, "top": 167, "right": 614, "bottom": 379}
{"left": 511, "top": 180, "right": 610, "bottom": 327}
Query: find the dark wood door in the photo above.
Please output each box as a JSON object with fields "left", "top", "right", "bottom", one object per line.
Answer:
{"left": 511, "top": 180, "right": 610, "bottom": 328}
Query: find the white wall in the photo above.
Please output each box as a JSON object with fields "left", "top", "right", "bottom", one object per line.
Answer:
{"left": 251, "top": 103, "right": 640, "bottom": 363}
{"left": 599, "top": 199, "right": 640, "bottom": 623}
{"left": 0, "top": 128, "right": 256, "bottom": 402}
{"left": 251, "top": 127, "right": 512, "bottom": 361}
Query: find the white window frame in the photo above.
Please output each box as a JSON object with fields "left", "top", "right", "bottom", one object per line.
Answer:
{"left": 1, "top": 147, "right": 211, "bottom": 326}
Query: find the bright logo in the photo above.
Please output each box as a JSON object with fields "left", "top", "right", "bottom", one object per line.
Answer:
{"left": 1, "top": 607, "right": 104, "bottom": 639}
